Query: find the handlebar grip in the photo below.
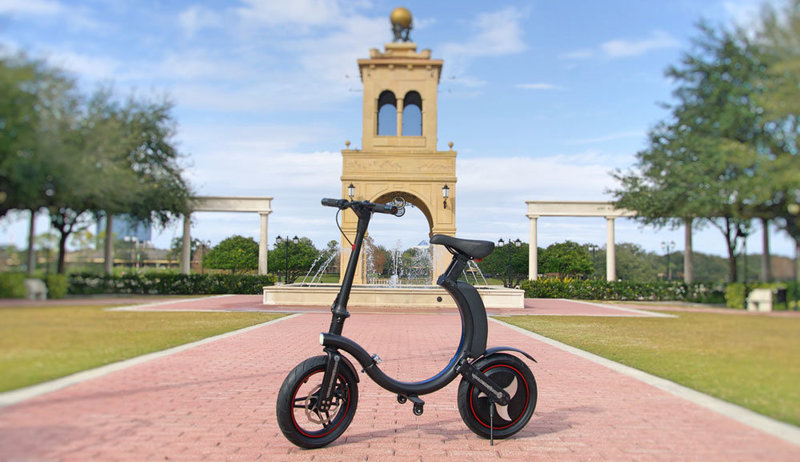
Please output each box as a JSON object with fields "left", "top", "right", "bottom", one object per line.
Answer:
{"left": 321, "top": 198, "right": 348, "bottom": 208}
{"left": 374, "top": 203, "right": 396, "bottom": 214}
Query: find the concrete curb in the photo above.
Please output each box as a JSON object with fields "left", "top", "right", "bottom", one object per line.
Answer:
{"left": 105, "top": 294, "right": 237, "bottom": 311}
{"left": 0, "top": 313, "right": 300, "bottom": 408}
{"left": 490, "top": 317, "right": 800, "bottom": 447}
{"left": 558, "top": 298, "right": 676, "bottom": 317}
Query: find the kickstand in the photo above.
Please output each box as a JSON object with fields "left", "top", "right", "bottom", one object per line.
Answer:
{"left": 489, "top": 399, "right": 495, "bottom": 446}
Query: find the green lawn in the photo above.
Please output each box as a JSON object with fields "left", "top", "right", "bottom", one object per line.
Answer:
{"left": 500, "top": 312, "right": 800, "bottom": 426}
{"left": 0, "top": 304, "right": 285, "bottom": 392}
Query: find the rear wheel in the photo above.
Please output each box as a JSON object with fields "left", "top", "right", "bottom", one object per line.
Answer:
{"left": 276, "top": 355, "right": 358, "bottom": 449}
{"left": 457, "top": 353, "right": 536, "bottom": 439}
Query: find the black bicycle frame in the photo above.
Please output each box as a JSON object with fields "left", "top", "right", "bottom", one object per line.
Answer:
{"left": 318, "top": 201, "right": 498, "bottom": 398}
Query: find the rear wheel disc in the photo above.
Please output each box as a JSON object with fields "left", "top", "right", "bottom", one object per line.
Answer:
{"left": 457, "top": 354, "right": 536, "bottom": 439}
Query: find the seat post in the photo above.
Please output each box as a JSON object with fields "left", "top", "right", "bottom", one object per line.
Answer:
{"left": 438, "top": 252, "right": 468, "bottom": 285}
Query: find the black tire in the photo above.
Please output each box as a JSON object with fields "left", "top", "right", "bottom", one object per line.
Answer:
{"left": 276, "top": 355, "right": 358, "bottom": 449}
{"left": 457, "top": 353, "right": 537, "bottom": 439}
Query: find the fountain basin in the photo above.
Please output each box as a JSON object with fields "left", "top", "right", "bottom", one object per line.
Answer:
{"left": 263, "top": 284, "right": 524, "bottom": 309}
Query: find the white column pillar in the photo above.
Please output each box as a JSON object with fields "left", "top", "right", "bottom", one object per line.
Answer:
{"left": 258, "top": 212, "right": 270, "bottom": 275}
{"left": 606, "top": 217, "right": 616, "bottom": 281}
{"left": 684, "top": 218, "right": 693, "bottom": 284}
{"left": 528, "top": 215, "right": 538, "bottom": 280}
{"left": 181, "top": 214, "right": 191, "bottom": 275}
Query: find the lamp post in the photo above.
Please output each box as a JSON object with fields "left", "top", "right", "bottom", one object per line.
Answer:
{"left": 661, "top": 240, "right": 675, "bottom": 280}
{"left": 442, "top": 185, "right": 450, "bottom": 209}
{"left": 348, "top": 183, "right": 355, "bottom": 200}
{"left": 587, "top": 244, "right": 599, "bottom": 279}
{"left": 275, "top": 235, "right": 299, "bottom": 284}
{"left": 200, "top": 240, "right": 210, "bottom": 275}
{"left": 498, "top": 238, "right": 521, "bottom": 288}
{"left": 736, "top": 226, "right": 750, "bottom": 309}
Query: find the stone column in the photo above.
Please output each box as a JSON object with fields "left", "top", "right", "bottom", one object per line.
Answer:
{"left": 258, "top": 212, "right": 270, "bottom": 275}
{"left": 527, "top": 215, "right": 538, "bottom": 280}
{"left": 104, "top": 214, "right": 113, "bottom": 275}
{"left": 181, "top": 214, "right": 191, "bottom": 275}
{"left": 761, "top": 217, "right": 772, "bottom": 282}
{"left": 396, "top": 98, "right": 404, "bottom": 136}
{"left": 606, "top": 217, "right": 616, "bottom": 281}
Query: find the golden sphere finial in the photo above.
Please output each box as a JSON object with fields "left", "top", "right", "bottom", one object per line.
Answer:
{"left": 390, "top": 7, "right": 412, "bottom": 28}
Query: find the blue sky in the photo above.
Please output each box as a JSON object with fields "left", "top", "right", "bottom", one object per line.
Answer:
{"left": 1, "top": 0, "right": 796, "bottom": 258}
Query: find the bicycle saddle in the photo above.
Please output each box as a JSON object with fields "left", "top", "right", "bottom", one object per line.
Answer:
{"left": 430, "top": 234, "right": 494, "bottom": 259}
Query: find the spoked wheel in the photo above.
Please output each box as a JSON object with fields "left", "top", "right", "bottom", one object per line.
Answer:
{"left": 276, "top": 355, "right": 358, "bottom": 449}
{"left": 457, "top": 353, "right": 537, "bottom": 440}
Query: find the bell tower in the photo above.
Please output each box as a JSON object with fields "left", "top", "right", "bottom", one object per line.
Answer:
{"left": 340, "top": 7, "right": 457, "bottom": 284}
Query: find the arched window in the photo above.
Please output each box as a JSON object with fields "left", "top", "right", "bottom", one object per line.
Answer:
{"left": 402, "top": 91, "right": 422, "bottom": 136}
{"left": 377, "top": 90, "right": 397, "bottom": 136}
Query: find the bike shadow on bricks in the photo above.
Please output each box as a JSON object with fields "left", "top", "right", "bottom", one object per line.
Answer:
{"left": 529, "top": 405, "right": 603, "bottom": 437}
{"left": 340, "top": 417, "right": 476, "bottom": 445}
{"left": 335, "top": 406, "right": 595, "bottom": 446}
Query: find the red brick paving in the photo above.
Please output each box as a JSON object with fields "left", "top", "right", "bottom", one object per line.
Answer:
{"left": 1, "top": 298, "right": 799, "bottom": 461}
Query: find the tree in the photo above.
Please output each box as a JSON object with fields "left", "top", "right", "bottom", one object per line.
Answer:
{"left": 204, "top": 235, "right": 259, "bottom": 274}
{"left": 86, "top": 90, "right": 192, "bottom": 274}
{"left": 477, "top": 242, "right": 529, "bottom": 287}
{"left": 612, "top": 22, "right": 767, "bottom": 282}
{"left": 168, "top": 235, "right": 204, "bottom": 264}
{"left": 752, "top": 0, "right": 800, "bottom": 248}
{"left": 0, "top": 53, "right": 75, "bottom": 217}
{"left": 539, "top": 241, "right": 592, "bottom": 278}
{"left": 267, "top": 237, "right": 319, "bottom": 283}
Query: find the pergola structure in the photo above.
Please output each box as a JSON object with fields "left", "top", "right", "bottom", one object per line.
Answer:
{"left": 180, "top": 196, "right": 273, "bottom": 275}
{"left": 526, "top": 201, "right": 636, "bottom": 281}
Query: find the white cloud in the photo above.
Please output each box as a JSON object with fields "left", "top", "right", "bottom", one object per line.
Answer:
{"left": 515, "top": 83, "right": 565, "bottom": 90}
{"left": 236, "top": 0, "right": 345, "bottom": 27}
{"left": 560, "top": 49, "right": 593, "bottom": 60}
{"left": 566, "top": 130, "right": 645, "bottom": 145}
{"left": 178, "top": 5, "right": 222, "bottom": 38}
{"left": 562, "top": 30, "right": 680, "bottom": 60}
{"left": 441, "top": 7, "right": 527, "bottom": 57}
{"left": 0, "top": 0, "right": 61, "bottom": 15}
{"left": 601, "top": 30, "right": 680, "bottom": 58}
{"left": 47, "top": 50, "right": 121, "bottom": 80}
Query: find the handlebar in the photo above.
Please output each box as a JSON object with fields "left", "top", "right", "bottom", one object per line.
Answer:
{"left": 321, "top": 198, "right": 405, "bottom": 217}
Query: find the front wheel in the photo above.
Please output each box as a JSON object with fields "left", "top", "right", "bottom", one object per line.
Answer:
{"left": 457, "top": 353, "right": 537, "bottom": 440}
{"left": 276, "top": 355, "right": 358, "bottom": 449}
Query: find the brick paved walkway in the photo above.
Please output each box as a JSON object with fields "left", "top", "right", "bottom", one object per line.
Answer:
{"left": 1, "top": 299, "right": 799, "bottom": 460}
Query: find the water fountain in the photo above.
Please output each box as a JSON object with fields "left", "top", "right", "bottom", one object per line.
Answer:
{"left": 263, "top": 239, "right": 524, "bottom": 309}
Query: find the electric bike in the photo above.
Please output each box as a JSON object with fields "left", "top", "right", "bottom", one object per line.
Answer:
{"left": 276, "top": 198, "right": 537, "bottom": 448}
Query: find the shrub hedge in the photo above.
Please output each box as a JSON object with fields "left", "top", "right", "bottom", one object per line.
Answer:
{"left": 519, "top": 278, "right": 726, "bottom": 303}
{"left": 45, "top": 274, "right": 69, "bottom": 299}
{"left": 68, "top": 272, "right": 275, "bottom": 295}
{"left": 726, "top": 282, "right": 800, "bottom": 309}
{"left": 0, "top": 272, "right": 27, "bottom": 298}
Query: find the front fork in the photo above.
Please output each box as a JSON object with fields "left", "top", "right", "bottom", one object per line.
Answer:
{"left": 317, "top": 348, "right": 343, "bottom": 412}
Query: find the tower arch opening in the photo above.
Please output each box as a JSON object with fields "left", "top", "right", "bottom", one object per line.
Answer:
{"left": 401, "top": 91, "right": 422, "bottom": 136}
{"left": 377, "top": 90, "right": 397, "bottom": 136}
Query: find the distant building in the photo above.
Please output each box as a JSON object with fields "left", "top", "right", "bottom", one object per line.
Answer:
{"left": 96, "top": 214, "right": 152, "bottom": 244}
